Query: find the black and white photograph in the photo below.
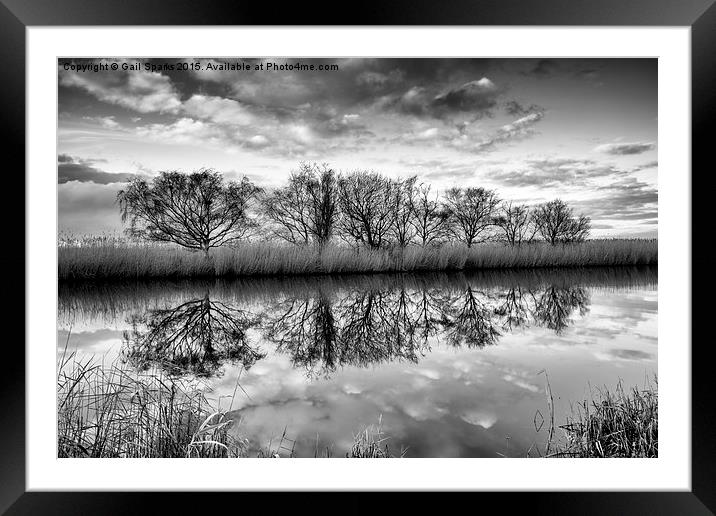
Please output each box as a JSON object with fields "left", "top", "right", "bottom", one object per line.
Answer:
{"left": 57, "top": 57, "right": 658, "bottom": 459}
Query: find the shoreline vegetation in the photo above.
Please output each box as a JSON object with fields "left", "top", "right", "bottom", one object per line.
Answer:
{"left": 57, "top": 351, "right": 402, "bottom": 458}
{"left": 58, "top": 238, "right": 657, "bottom": 280}
{"left": 547, "top": 379, "right": 658, "bottom": 458}
{"left": 58, "top": 351, "right": 657, "bottom": 458}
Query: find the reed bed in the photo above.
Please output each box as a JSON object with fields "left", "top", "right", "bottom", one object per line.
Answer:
{"left": 57, "top": 351, "right": 247, "bottom": 458}
{"left": 58, "top": 348, "right": 407, "bottom": 458}
{"left": 347, "top": 416, "right": 405, "bottom": 458}
{"left": 549, "top": 379, "right": 658, "bottom": 458}
{"left": 59, "top": 239, "right": 657, "bottom": 280}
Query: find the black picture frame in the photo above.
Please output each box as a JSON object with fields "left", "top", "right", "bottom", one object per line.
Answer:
{"left": 2, "top": 1, "right": 712, "bottom": 513}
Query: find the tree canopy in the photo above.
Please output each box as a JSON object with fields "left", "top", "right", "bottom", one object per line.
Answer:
{"left": 117, "top": 169, "right": 261, "bottom": 254}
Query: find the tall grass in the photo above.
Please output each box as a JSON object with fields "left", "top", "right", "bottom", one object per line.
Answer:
{"left": 57, "top": 350, "right": 248, "bottom": 458}
{"left": 549, "top": 379, "right": 658, "bottom": 458}
{"left": 58, "top": 349, "right": 407, "bottom": 458}
{"left": 59, "top": 239, "right": 657, "bottom": 280}
{"left": 348, "top": 416, "right": 406, "bottom": 458}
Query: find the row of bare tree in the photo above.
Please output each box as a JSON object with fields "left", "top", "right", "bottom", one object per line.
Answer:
{"left": 117, "top": 164, "right": 591, "bottom": 254}
{"left": 261, "top": 163, "right": 591, "bottom": 249}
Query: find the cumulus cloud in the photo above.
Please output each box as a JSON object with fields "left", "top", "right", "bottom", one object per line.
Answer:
{"left": 595, "top": 142, "right": 656, "bottom": 155}
{"left": 431, "top": 78, "right": 500, "bottom": 117}
{"left": 245, "top": 135, "right": 271, "bottom": 149}
{"left": 59, "top": 61, "right": 182, "bottom": 114}
{"left": 182, "top": 94, "right": 254, "bottom": 126}
{"left": 135, "top": 117, "right": 229, "bottom": 147}
{"left": 391, "top": 78, "right": 501, "bottom": 120}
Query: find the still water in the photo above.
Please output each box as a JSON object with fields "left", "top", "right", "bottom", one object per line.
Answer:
{"left": 58, "top": 267, "right": 657, "bottom": 457}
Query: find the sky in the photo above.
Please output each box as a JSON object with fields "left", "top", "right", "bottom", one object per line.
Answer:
{"left": 58, "top": 58, "right": 657, "bottom": 238}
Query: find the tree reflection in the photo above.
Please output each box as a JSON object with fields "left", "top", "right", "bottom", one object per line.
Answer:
{"left": 440, "top": 286, "right": 501, "bottom": 348}
{"left": 264, "top": 290, "right": 339, "bottom": 377}
{"left": 532, "top": 285, "right": 590, "bottom": 334}
{"left": 119, "top": 275, "right": 593, "bottom": 380}
{"left": 494, "top": 287, "right": 533, "bottom": 331}
{"left": 122, "top": 294, "right": 264, "bottom": 377}
{"left": 262, "top": 277, "right": 590, "bottom": 378}
{"left": 265, "top": 287, "right": 432, "bottom": 378}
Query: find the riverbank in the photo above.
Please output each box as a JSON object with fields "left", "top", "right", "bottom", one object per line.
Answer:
{"left": 58, "top": 352, "right": 402, "bottom": 458}
{"left": 58, "top": 239, "right": 657, "bottom": 280}
{"left": 548, "top": 379, "right": 658, "bottom": 458}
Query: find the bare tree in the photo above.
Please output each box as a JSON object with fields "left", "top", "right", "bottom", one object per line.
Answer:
{"left": 337, "top": 170, "right": 396, "bottom": 249}
{"left": 117, "top": 169, "right": 261, "bottom": 256}
{"left": 443, "top": 187, "right": 501, "bottom": 247}
{"left": 563, "top": 215, "right": 591, "bottom": 243}
{"left": 494, "top": 201, "right": 537, "bottom": 246}
{"left": 262, "top": 162, "right": 338, "bottom": 248}
{"left": 409, "top": 183, "right": 450, "bottom": 247}
{"left": 532, "top": 199, "right": 591, "bottom": 245}
{"left": 304, "top": 163, "right": 338, "bottom": 249}
{"left": 261, "top": 170, "right": 312, "bottom": 245}
{"left": 389, "top": 176, "right": 418, "bottom": 248}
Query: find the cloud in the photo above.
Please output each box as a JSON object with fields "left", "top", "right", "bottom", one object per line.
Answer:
{"left": 431, "top": 78, "right": 500, "bottom": 117}
{"left": 574, "top": 178, "right": 657, "bottom": 221}
{"left": 135, "top": 117, "right": 230, "bottom": 148}
{"left": 489, "top": 157, "right": 638, "bottom": 188}
{"left": 182, "top": 94, "right": 254, "bottom": 126}
{"left": 595, "top": 142, "right": 656, "bottom": 155}
{"left": 632, "top": 161, "right": 658, "bottom": 171}
{"left": 58, "top": 155, "right": 139, "bottom": 185}
{"left": 391, "top": 78, "right": 502, "bottom": 120}
{"left": 462, "top": 111, "right": 545, "bottom": 153}
{"left": 246, "top": 135, "right": 271, "bottom": 149}
{"left": 59, "top": 61, "right": 182, "bottom": 114}
{"left": 503, "top": 100, "right": 543, "bottom": 117}
{"left": 58, "top": 181, "right": 125, "bottom": 233}
{"left": 82, "top": 116, "right": 120, "bottom": 129}
{"left": 523, "top": 59, "right": 559, "bottom": 77}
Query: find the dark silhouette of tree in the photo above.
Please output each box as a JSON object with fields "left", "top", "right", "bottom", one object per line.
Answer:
{"left": 494, "top": 202, "right": 537, "bottom": 246}
{"left": 263, "top": 291, "right": 339, "bottom": 377}
{"left": 262, "top": 162, "right": 338, "bottom": 248}
{"left": 337, "top": 171, "right": 396, "bottom": 249}
{"left": 262, "top": 283, "right": 432, "bottom": 377}
{"left": 410, "top": 285, "right": 446, "bottom": 343}
{"left": 532, "top": 285, "right": 590, "bottom": 334}
{"left": 440, "top": 286, "right": 501, "bottom": 347}
{"left": 443, "top": 187, "right": 501, "bottom": 247}
{"left": 117, "top": 169, "right": 261, "bottom": 256}
{"left": 306, "top": 164, "right": 339, "bottom": 249}
{"left": 494, "top": 286, "right": 534, "bottom": 331}
{"left": 532, "top": 199, "right": 591, "bottom": 245}
{"left": 259, "top": 275, "right": 593, "bottom": 377}
{"left": 336, "top": 288, "right": 427, "bottom": 367}
{"left": 409, "top": 183, "right": 450, "bottom": 247}
{"left": 122, "top": 294, "right": 264, "bottom": 377}
{"left": 389, "top": 176, "right": 418, "bottom": 248}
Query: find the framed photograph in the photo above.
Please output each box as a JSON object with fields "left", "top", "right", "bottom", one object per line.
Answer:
{"left": 4, "top": 0, "right": 713, "bottom": 513}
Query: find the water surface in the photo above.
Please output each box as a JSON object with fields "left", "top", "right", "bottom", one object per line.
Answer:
{"left": 58, "top": 267, "right": 657, "bottom": 457}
